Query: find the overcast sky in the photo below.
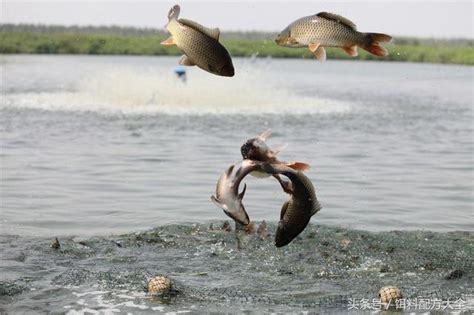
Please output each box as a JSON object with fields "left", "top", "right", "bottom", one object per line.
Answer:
{"left": 2, "top": 1, "right": 473, "bottom": 38}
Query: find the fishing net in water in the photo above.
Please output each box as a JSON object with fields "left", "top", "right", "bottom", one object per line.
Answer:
{"left": 1, "top": 223, "right": 472, "bottom": 313}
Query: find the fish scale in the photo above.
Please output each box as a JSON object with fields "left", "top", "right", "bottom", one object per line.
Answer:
{"left": 171, "top": 20, "right": 224, "bottom": 67}
{"left": 291, "top": 15, "right": 364, "bottom": 47}
{"left": 263, "top": 164, "right": 321, "bottom": 247}
{"left": 276, "top": 12, "right": 392, "bottom": 60}
{"left": 163, "top": 5, "right": 234, "bottom": 77}
{"left": 284, "top": 172, "right": 321, "bottom": 225}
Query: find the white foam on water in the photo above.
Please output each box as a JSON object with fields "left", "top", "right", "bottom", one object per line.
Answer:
{"left": 73, "top": 290, "right": 110, "bottom": 298}
{"left": 67, "top": 290, "right": 154, "bottom": 314}
{"left": 2, "top": 66, "right": 351, "bottom": 116}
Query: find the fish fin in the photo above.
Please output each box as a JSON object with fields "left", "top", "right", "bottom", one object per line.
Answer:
{"left": 238, "top": 183, "right": 247, "bottom": 201}
{"left": 210, "top": 195, "right": 222, "bottom": 208}
{"left": 363, "top": 43, "right": 387, "bottom": 57}
{"left": 258, "top": 129, "right": 272, "bottom": 141}
{"left": 280, "top": 201, "right": 289, "bottom": 220}
{"left": 311, "top": 200, "right": 322, "bottom": 216}
{"left": 275, "top": 175, "right": 293, "bottom": 194}
{"left": 179, "top": 55, "right": 196, "bottom": 66}
{"left": 343, "top": 45, "right": 358, "bottom": 57}
{"left": 308, "top": 42, "right": 321, "bottom": 53}
{"left": 287, "top": 37, "right": 299, "bottom": 45}
{"left": 311, "top": 46, "right": 326, "bottom": 62}
{"left": 316, "top": 12, "right": 357, "bottom": 30}
{"left": 362, "top": 33, "right": 392, "bottom": 57}
{"left": 225, "top": 164, "right": 235, "bottom": 176}
{"left": 273, "top": 143, "right": 288, "bottom": 156}
{"left": 286, "top": 161, "right": 310, "bottom": 172}
{"left": 167, "top": 5, "right": 180, "bottom": 21}
{"left": 179, "top": 18, "right": 220, "bottom": 40}
{"left": 367, "top": 33, "right": 392, "bottom": 43}
{"left": 160, "top": 36, "right": 176, "bottom": 46}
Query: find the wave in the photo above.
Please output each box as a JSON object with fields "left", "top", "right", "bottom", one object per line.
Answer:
{"left": 2, "top": 63, "right": 350, "bottom": 115}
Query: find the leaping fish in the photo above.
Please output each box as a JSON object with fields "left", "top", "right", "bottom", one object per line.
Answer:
{"left": 240, "top": 130, "right": 310, "bottom": 193}
{"left": 260, "top": 163, "right": 322, "bottom": 247}
{"left": 275, "top": 12, "right": 392, "bottom": 61}
{"left": 211, "top": 160, "right": 267, "bottom": 225}
{"left": 162, "top": 5, "right": 235, "bottom": 77}
{"left": 211, "top": 160, "right": 321, "bottom": 247}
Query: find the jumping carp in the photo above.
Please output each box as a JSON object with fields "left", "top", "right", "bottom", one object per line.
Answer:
{"left": 241, "top": 130, "right": 310, "bottom": 193}
{"left": 263, "top": 164, "right": 322, "bottom": 247}
{"left": 211, "top": 160, "right": 321, "bottom": 247}
{"left": 162, "top": 5, "right": 235, "bottom": 77}
{"left": 211, "top": 160, "right": 267, "bottom": 225}
{"left": 275, "top": 12, "right": 392, "bottom": 61}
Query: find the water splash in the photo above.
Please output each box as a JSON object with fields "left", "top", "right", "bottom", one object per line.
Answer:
{"left": 1, "top": 224, "right": 472, "bottom": 313}
{"left": 2, "top": 64, "right": 350, "bottom": 115}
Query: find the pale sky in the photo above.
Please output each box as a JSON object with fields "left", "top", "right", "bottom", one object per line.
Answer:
{"left": 1, "top": 1, "right": 473, "bottom": 38}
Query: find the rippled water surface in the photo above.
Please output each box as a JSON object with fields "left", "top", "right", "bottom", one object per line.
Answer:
{"left": 1, "top": 55, "right": 473, "bottom": 313}
{"left": 2, "top": 55, "right": 473, "bottom": 235}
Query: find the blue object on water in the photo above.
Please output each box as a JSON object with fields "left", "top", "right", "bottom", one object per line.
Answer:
{"left": 174, "top": 66, "right": 186, "bottom": 75}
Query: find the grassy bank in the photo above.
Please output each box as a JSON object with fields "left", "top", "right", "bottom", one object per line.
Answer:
{"left": 1, "top": 31, "right": 473, "bottom": 65}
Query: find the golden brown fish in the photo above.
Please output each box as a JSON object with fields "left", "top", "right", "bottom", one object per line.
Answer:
{"left": 276, "top": 12, "right": 392, "bottom": 61}
{"left": 162, "top": 5, "right": 234, "bottom": 77}
{"left": 260, "top": 163, "right": 321, "bottom": 247}
{"left": 211, "top": 160, "right": 321, "bottom": 247}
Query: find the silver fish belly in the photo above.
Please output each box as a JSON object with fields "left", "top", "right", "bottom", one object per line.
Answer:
{"left": 211, "top": 160, "right": 263, "bottom": 225}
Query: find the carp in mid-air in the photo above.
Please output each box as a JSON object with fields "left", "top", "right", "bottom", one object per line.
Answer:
{"left": 276, "top": 12, "right": 392, "bottom": 61}
{"left": 211, "top": 160, "right": 321, "bottom": 247}
{"left": 162, "top": 5, "right": 235, "bottom": 77}
{"left": 266, "top": 164, "right": 322, "bottom": 247}
{"left": 240, "top": 130, "right": 310, "bottom": 193}
{"left": 211, "top": 160, "right": 268, "bottom": 226}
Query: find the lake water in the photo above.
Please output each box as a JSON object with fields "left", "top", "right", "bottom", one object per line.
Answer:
{"left": 1, "top": 55, "right": 473, "bottom": 313}
{"left": 2, "top": 55, "right": 473, "bottom": 236}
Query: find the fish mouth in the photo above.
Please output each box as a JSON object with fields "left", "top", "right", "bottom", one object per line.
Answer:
{"left": 274, "top": 222, "right": 293, "bottom": 247}
{"left": 219, "top": 64, "right": 235, "bottom": 77}
{"left": 240, "top": 140, "right": 253, "bottom": 159}
{"left": 275, "top": 32, "right": 282, "bottom": 44}
{"left": 223, "top": 209, "right": 250, "bottom": 226}
{"left": 275, "top": 37, "right": 300, "bottom": 48}
{"left": 275, "top": 35, "right": 290, "bottom": 46}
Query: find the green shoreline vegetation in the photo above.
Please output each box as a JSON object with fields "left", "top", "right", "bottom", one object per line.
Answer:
{"left": 1, "top": 24, "right": 473, "bottom": 65}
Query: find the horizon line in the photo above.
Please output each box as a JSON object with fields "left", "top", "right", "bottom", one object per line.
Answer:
{"left": 1, "top": 23, "right": 473, "bottom": 41}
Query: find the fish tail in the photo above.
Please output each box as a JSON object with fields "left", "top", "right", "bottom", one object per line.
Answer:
{"left": 258, "top": 129, "right": 272, "bottom": 141}
{"left": 362, "top": 33, "right": 392, "bottom": 57}
{"left": 286, "top": 161, "right": 310, "bottom": 172}
{"left": 167, "top": 5, "right": 180, "bottom": 21}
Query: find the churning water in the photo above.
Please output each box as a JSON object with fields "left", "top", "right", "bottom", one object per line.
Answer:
{"left": 1, "top": 55, "right": 473, "bottom": 313}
